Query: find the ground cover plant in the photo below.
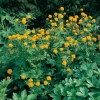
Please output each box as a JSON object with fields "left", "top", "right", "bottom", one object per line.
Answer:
{"left": 0, "top": 6, "right": 100, "bottom": 100}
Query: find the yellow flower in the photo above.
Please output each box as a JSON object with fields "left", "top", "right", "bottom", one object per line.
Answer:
{"left": 59, "top": 48, "right": 64, "bottom": 51}
{"left": 28, "top": 78, "right": 33, "bottom": 82}
{"left": 44, "top": 81, "right": 48, "bottom": 85}
{"left": 27, "top": 15, "right": 31, "bottom": 19}
{"left": 40, "top": 45, "right": 44, "bottom": 49}
{"left": 44, "top": 45, "right": 49, "bottom": 49}
{"left": 32, "top": 44, "right": 36, "bottom": 48}
{"left": 28, "top": 82, "right": 34, "bottom": 88}
{"left": 6, "top": 76, "right": 10, "bottom": 80}
{"left": 36, "top": 82, "right": 40, "bottom": 86}
{"left": 72, "top": 18, "right": 77, "bottom": 22}
{"left": 80, "top": 32, "right": 84, "bottom": 35}
{"left": 75, "top": 15, "right": 79, "bottom": 19}
{"left": 46, "top": 31, "right": 50, "bottom": 34}
{"left": 62, "top": 60, "right": 67, "bottom": 66}
{"left": 22, "top": 18, "right": 27, "bottom": 24}
{"left": 69, "top": 16, "right": 73, "bottom": 21}
{"left": 21, "top": 75, "right": 26, "bottom": 79}
{"left": 89, "top": 16, "right": 92, "bottom": 19}
{"left": 86, "top": 23, "right": 91, "bottom": 27}
{"left": 82, "top": 37, "right": 86, "bottom": 42}
{"left": 53, "top": 49, "right": 58, "bottom": 54}
{"left": 84, "top": 28, "right": 88, "bottom": 32}
{"left": 54, "top": 12, "right": 57, "bottom": 16}
{"left": 46, "top": 76, "right": 51, "bottom": 81}
{"left": 66, "top": 23, "right": 70, "bottom": 27}
{"left": 80, "top": 8, "right": 84, "bottom": 11}
{"left": 17, "top": 36, "right": 21, "bottom": 40}
{"left": 79, "top": 19, "right": 82, "bottom": 24}
{"left": 60, "top": 7, "right": 64, "bottom": 11}
{"left": 92, "top": 19, "right": 96, "bottom": 23}
{"left": 66, "top": 37, "right": 71, "bottom": 40}
{"left": 72, "top": 54, "right": 76, "bottom": 59}
{"left": 67, "top": 68, "right": 71, "bottom": 72}
{"left": 64, "top": 42, "right": 69, "bottom": 47}
{"left": 23, "top": 42, "right": 27, "bottom": 46}
{"left": 87, "top": 36, "right": 91, "bottom": 40}
{"left": 32, "top": 29, "right": 35, "bottom": 33}
{"left": 72, "top": 29, "right": 76, "bottom": 33}
{"left": 51, "top": 22, "right": 57, "bottom": 26}
{"left": 48, "top": 14, "right": 52, "bottom": 18}
{"left": 14, "top": 18, "right": 19, "bottom": 22}
{"left": 92, "top": 37, "right": 97, "bottom": 42}
{"left": 58, "top": 14, "right": 63, "bottom": 18}
{"left": 9, "top": 50, "right": 14, "bottom": 54}
{"left": 8, "top": 43, "right": 13, "bottom": 48}
{"left": 54, "top": 17, "right": 58, "bottom": 21}
{"left": 8, "top": 36, "right": 13, "bottom": 40}
{"left": 81, "top": 12, "right": 86, "bottom": 16}
{"left": 7, "top": 69, "right": 12, "bottom": 74}
{"left": 59, "top": 26, "right": 63, "bottom": 30}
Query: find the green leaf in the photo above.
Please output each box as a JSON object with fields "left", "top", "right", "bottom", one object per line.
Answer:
{"left": 80, "top": 87, "right": 88, "bottom": 97}
{"left": 21, "top": 89, "right": 27, "bottom": 100}
{"left": 26, "top": 94, "right": 37, "bottom": 100}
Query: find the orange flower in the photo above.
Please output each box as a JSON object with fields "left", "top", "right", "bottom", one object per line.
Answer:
{"left": 7, "top": 69, "right": 12, "bottom": 74}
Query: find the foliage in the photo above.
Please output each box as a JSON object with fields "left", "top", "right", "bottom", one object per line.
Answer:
{"left": 0, "top": 0, "right": 100, "bottom": 28}
{"left": 0, "top": 6, "right": 100, "bottom": 99}
{"left": 0, "top": 79, "right": 11, "bottom": 100}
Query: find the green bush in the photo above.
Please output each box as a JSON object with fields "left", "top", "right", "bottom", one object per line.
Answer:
{"left": 0, "top": 6, "right": 100, "bottom": 99}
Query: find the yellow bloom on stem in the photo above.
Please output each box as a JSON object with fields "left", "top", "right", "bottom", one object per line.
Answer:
{"left": 51, "top": 22, "right": 57, "bottom": 26}
{"left": 28, "top": 78, "right": 33, "bottom": 82}
{"left": 48, "top": 14, "right": 52, "bottom": 18}
{"left": 79, "top": 19, "right": 82, "bottom": 24}
{"left": 54, "top": 17, "right": 58, "bottom": 21}
{"left": 54, "top": 12, "right": 57, "bottom": 16}
{"left": 67, "top": 68, "right": 71, "bottom": 72}
{"left": 22, "top": 18, "right": 27, "bottom": 24}
{"left": 66, "top": 23, "right": 70, "bottom": 27}
{"left": 8, "top": 43, "right": 13, "bottom": 48}
{"left": 23, "top": 42, "right": 27, "bottom": 46}
{"left": 60, "top": 7, "right": 64, "bottom": 11}
{"left": 92, "top": 37, "right": 97, "bottom": 42}
{"left": 6, "top": 76, "right": 10, "bottom": 80}
{"left": 82, "top": 37, "right": 86, "bottom": 42}
{"left": 32, "top": 29, "right": 35, "bottom": 33}
{"left": 69, "top": 16, "right": 73, "bottom": 21}
{"left": 92, "top": 19, "right": 96, "bottom": 23}
{"left": 62, "top": 60, "right": 67, "bottom": 66}
{"left": 32, "top": 44, "right": 36, "bottom": 48}
{"left": 72, "top": 54, "right": 76, "bottom": 59}
{"left": 28, "top": 82, "right": 34, "bottom": 88}
{"left": 14, "top": 18, "right": 19, "bottom": 22}
{"left": 36, "top": 82, "right": 40, "bottom": 86}
{"left": 9, "top": 50, "right": 14, "bottom": 54}
{"left": 64, "top": 42, "right": 69, "bottom": 47}
{"left": 46, "top": 31, "right": 50, "bottom": 34}
{"left": 72, "top": 18, "right": 77, "bottom": 22}
{"left": 7, "top": 69, "right": 12, "bottom": 74}
{"left": 59, "top": 48, "right": 64, "bottom": 51}
{"left": 21, "top": 75, "right": 26, "bottom": 79}
{"left": 27, "top": 15, "right": 31, "bottom": 19}
{"left": 87, "top": 36, "right": 91, "bottom": 40}
{"left": 40, "top": 45, "right": 44, "bottom": 49}
{"left": 86, "top": 23, "right": 91, "bottom": 27}
{"left": 80, "top": 8, "right": 84, "bottom": 11}
{"left": 53, "top": 49, "right": 58, "bottom": 54}
{"left": 58, "top": 14, "right": 63, "bottom": 18}
{"left": 46, "top": 76, "right": 51, "bottom": 81}
{"left": 44, "top": 81, "right": 48, "bottom": 85}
